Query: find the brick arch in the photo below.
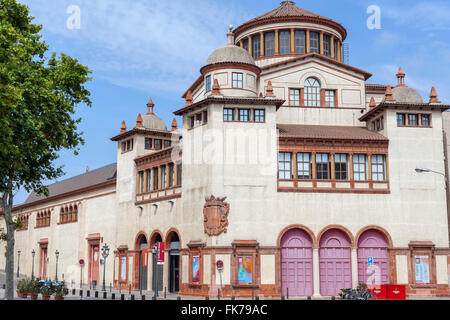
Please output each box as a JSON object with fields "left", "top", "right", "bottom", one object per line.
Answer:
{"left": 165, "top": 228, "right": 182, "bottom": 250}
{"left": 149, "top": 230, "right": 164, "bottom": 248}
{"left": 134, "top": 231, "right": 149, "bottom": 251}
{"left": 316, "top": 225, "right": 355, "bottom": 248}
{"left": 277, "top": 224, "right": 316, "bottom": 248}
{"left": 355, "top": 225, "right": 393, "bottom": 248}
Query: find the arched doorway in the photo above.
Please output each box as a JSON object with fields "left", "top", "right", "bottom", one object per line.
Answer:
{"left": 280, "top": 228, "right": 313, "bottom": 296}
{"left": 319, "top": 229, "right": 352, "bottom": 296}
{"left": 151, "top": 233, "right": 163, "bottom": 293}
{"left": 357, "top": 229, "right": 389, "bottom": 285}
{"left": 167, "top": 233, "right": 180, "bottom": 293}
{"left": 135, "top": 234, "right": 148, "bottom": 291}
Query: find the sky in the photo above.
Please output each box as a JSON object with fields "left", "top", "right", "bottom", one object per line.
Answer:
{"left": 13, "top": 0, "right": 450, "bottom": 204}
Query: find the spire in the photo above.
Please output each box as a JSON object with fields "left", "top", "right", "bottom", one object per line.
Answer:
{"left": 227, "top": 24, "right": 235, "bottom": 45}
{"left": 147, "top": 98, "right": 155, "bottom": 114}
{"left": 369, "top": 97, "right": 376, "bottom": 109}
{"left": 211, "top": 79, "right": 221, "bottom": 94}
{"left": 396, "top": 67, "right": 406, "bottom": 87}
{"left": 266, "top": 80, "right": 274, "bottom": 97}
{"left": 185, "top": 90, "right": 193, "bottom": 105}
{"left": 120, "top": 120, "right": 127, "bottom": 133}
{"left": 385, "top": 85, "right": 393, "bottom": 101}
{"left": 135, "top": 113, "right": 144, "bottom": 127}
{"left": 430, "top": 86, "right": 439, "bottom": 103}
{"left": 171, "top": 118, "right": 178, "bottom": 131}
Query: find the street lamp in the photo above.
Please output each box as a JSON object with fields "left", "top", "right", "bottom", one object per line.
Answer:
{"left": 415, "top": 167, "right": 448, "bottom": 184}
{"left": 31, "top": 250, "right": 35, "bottom": 280}
{"left": 55, "top": 250, "right": 59, "bottom": 282}
{"left": 17, "top": 250, "right": 21, "bottom": 278}
{"left": 152, "top": 244, "right": 158, "bottom": 300}
{"left": 101, "top": 243, "right": 110, "bottom": 292}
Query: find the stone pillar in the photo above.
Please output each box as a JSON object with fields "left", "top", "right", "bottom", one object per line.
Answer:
{"left": 320, "top": 31, "right": 324, "bottom": 55}
{"left": 290, "top": 28, "right": 295, "bottom": 54}
{"left": 338, "top": 41, "right": 342, "bottom": 62}
{"left": 351, "top": 247, "right": 358, "bottom": 288}
{"left": 306, "top": 29, "right": 310, "bottom": 53}
{"left": 248, "top": 36, "right": 252, "bottom": 57}
{"left": 313, "top": 247, "right": 321, "bottom": 297}
{"left": 274, "top": 29, "right": 279, "bottom": 55}
{"left": 331, "top": 36, "right": 335, "bottom": 60}
{"left": 260, "top": 32, "right": 264, "bottom": 57}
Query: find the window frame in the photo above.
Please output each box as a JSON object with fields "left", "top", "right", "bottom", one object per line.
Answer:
{"left": 232, "top": 72, "right": 243, "bottom": 89}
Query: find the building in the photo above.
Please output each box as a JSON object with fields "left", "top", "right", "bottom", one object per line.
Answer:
{"left": 2, "top": 1, "right": 450, "bottom": 298}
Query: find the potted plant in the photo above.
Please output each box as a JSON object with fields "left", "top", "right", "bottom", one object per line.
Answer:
{"left": 30, "top": 279, "right": 40, "bottom": 300}
{"left": 40, "top": 285, "right": 52, "bottom": 300}
{"left": 16, "top": 279, "right": 28, "bottom": 298}
{"left": 53, "top": 282, "right": 67, "bottom": 300}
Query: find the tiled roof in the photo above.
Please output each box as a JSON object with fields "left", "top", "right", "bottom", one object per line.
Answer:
{"left": 247, "top": 1, "right": 326, "bottom": 22}
{"left": 277, "top": 124, "right": 389, "bottom": 141}
{"left": 24, "top": 163, "right": 117, "bottom": 204}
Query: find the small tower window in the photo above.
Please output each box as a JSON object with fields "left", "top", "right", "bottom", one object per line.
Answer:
{"left": 265, "top": 32, "right": 275, "bottom": 56}
{"left": 310, "top": 31, "right": 319, "bottom": 53}
{"left": 323, "top": 34, "right": 331, "bottom": 57}
{"left": 304, "top": 78, "right": 321, "bottom": 107}
{"left": 252, "top": 34, "right": 261, "bottom": 59}
{"left": 232, "top": 72, "right": 243, "bottom": 88}
{"left": 205, "top": 75, "right": 212, "bottom": 92}
{"left": 279, "top": 30, "right": 290, "bottom": 55}
{"left": 295, "top": 30, "right": 306, "bottom": 54}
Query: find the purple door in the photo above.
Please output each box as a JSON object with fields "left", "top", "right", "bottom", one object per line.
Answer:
{"left": 357, "top": 230, "right": 389, "bottom": 285}
{"left": 281, "top": 229, "right": 313, "bottom": 296}
{"left": 319, "top": 229, "right": 352, "bottom": 296}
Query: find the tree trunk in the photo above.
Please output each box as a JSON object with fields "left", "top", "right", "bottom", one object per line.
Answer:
{"left": 1, "top": 191, "right": 15, "bottom": 300}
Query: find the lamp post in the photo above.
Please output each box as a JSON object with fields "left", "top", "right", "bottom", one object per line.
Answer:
{"left": 152, "top": 244, "right": 158, "bottom": 300}
{"left": 31, "top": 250, "right": 35, "bottom": 280}
{"left": 101, "top": 243, "right": 110, "bottom": 291}
{"left": 415, "top": 167, "right": 447, "bottom": 183}
{"left": 17, "top": 250, "right": 21, "bottom": 278}
{"left": 55, "top": 250, "right": 59, "bottom": 282}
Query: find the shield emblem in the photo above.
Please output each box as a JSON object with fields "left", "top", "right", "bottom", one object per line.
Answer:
{"left": 203, "top": 195, "right": 229, "bottom": 236}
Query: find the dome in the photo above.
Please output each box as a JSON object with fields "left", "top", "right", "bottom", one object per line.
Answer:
{"left": 391, "top": 86, "right": 423, "bottom": 104}
{"left": 142, "top": 113, "right": 167, "bottom": 131}
{"left": 205, "top": 45, "right": 256, "bottom": 67}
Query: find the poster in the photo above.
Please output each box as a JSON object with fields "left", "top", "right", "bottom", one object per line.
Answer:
{"left": 414, "top": 255, "right": 430, "bottom": 284}
{"left": 238, "top": 255, "right": 253, "bottom": 284}
{"left": 192, "top": 255, "right": 200, "bottom": 283}
{"left": 120, "top": 257, "right": 127, "bottom": 281}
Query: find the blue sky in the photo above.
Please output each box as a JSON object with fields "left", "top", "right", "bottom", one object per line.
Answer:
{"left": 14, "top": 0, "right": 450, "bottom": 204}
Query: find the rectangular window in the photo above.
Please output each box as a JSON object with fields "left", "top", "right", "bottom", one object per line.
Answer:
{"left": 323, "top": 34, "right": 331, "bottom": 57}
{"left": 408, "top": 114, "right": 418, "bottom": 126}
{"left": 265, "top": 32, "right": 275, "bottom": 56}
{"left": 223, "top": 108, "right": 234, "bottom": 121}
{"left": 168, "top": 163, "right": 174, "bottom": 187}
{"left": 232, "top": 72, "right": 243, "bottom": 88}
{"left": 279, "top": 30, "right": 290, "bottom": 54}
{"left": 138, "top": 171, "right": 144, "bottom": 194}
{"left": 252, "top": 34, "right": 261, "bottom": 59}
{"left": 254, "top": 109, "right": 265, "bottom": 122}
{"left": 164, "top": 140, "right": 172, "bottom": 148}
{"left": 205, "top": 75, "right": 211, "bottom": 92}
{"left": 334, "top": 154, "right": 348, "bottom": 180}
{"left": 237, "top": 255, "right": 253, "bottom": 285}
{"left": 371, "top": 155, "right": 386, "bottom": 181}
{"left": 295, "top": 30, "right": 306, "bottom": 54}
{"left": 189, "top": 116, "right": 195, "bottom": 129}
{"left": 239, "top": 109, "right": 250, "bottom": 122}
{"left": 121, "top": 141, "right": 126, "bottom": 153}
{"left": 290, "top": 88, "right": 301, "bottom": 106}
{"left": 278, "top": 152, "right": 292, "bottom": 179}
{"left": 310, "top": 31, "right": 319, "bottom": 53}
{"left": 145, "top": 138, "right": 152, "bottom": 150}
{"left": 176, "top": 163, "right": 182, "bottom": 186}
{"left": 353, "top": 154, "right": 367, "bottom": 181}
{"left": 154, "top": 139, "right": 162, "bottom": 150}
{"left": 297, "top": 152, "right": 311, "bottom": 179}
{"left": 397, "top": 113, "right": 406, "bottom": 126}
{"left": 153, "top": 168, "right": 159, "bottom": 190}
{"left": 421, "top": 114, "right": 430, "bottom": 126}
{"left": 145, "top": 169, "right": 151, "bottom": 192}
{"left": 203, "top": 111, "right": 208, "bottom": 124}
{"left": 161, "top": 166, "right": 166, "bottom": 189}
{"left": 316, "top": 153, "right": 330, "bottom": 180}
{"left": 242, "top": 38, "right": 248, "bottom": 52}
{"left": 334, "top": 40, "right": 338, "bottom": 60}
{"left": 325, "top": 90, "right": 335, "bottom": 107}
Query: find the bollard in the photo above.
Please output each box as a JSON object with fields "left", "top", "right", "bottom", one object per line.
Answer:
{"left": 256, "top": 296, "right": 259, "bottom": 300}
{"left": 72, "top": 289, "right": 76, "bottom": 295}
{"left": 128, "top": 283, "right": 131, "bottom": 294}
{"left": 164, "top": 287, "right": 166, "bottom": 299}
{"left": 119, "top": 283, "right": 122, "bottom": 293}
{"left": 307, "top": 296, "right": 311, "bottom": 300}
{"left": 121, "top": 294, "right": 125, "bottom": 300}
{"left": 103, "top": 292, "right": 107, "bottom": 299}
{"left": 331, "top": 296, "right": 335, "bottom": 300}
{"left": 87, "top": 290, "right": 90, "bottom": 297}
{"left": 286, "top": 287, "right": 289, "bottom": 300}
{"left": 231, "top": 296, "right": 235, "bottom": 300}
{"left": 80, "top": 290, "right": 83, "bottom": 298}
{"left": 95, "top": 291, "right": 98, "bottom": 298}
{"left": 131, "top": 294, "right": 135, "bottom": 300}
{"left": 142, "top": 295, "right": 145, "bottom": 300}
{"left": 205, "top": 296, "right": 209, "bottom": 300}
{"left": 281, "top": 296, "right": 285, "bottom": 300}
{"left": 218, "top": 288, "right": 220, "bottom": 300}
{"left": 111, "top": 293, "right": 115, "bottom": 300}
{"left": 110, "top": 283, "right": 112, "bottom": 292}
{"left": 177, "top": 296, "right": 181, "bottom": 300}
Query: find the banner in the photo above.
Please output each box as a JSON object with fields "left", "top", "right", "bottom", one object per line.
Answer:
{"left": 238, "top": 255, "right": 253, "bottom": 284}
{"left": 192, "top": 255, "right": 200, "bottom": 283}
{"left": 414, "top": 255, "right": 430, "bottom": 284}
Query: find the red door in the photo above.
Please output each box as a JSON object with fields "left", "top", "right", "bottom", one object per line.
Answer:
{"left": 319, "top": 229, "right": 352, "bottom": 296}
{"left": 90, "top": 245, "right": 100, "bottom": 284}
{"left": 357, "top": 230, "right": 389, "bottom": 285}
{"left": 40, "top": 247, "right": 47, "bottom": 279}
{"left": 281, "top": 229, "right": 313, "bottom": 296}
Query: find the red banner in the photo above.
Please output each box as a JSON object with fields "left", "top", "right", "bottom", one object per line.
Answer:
{"left": 142, "top": 248, "right": 148, "bottom": 267}
{"left": 157, "top": 242, "right": 165, "bottom": 263}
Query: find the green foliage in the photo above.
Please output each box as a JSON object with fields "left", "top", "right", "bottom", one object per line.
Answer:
{"left": 16, "top": 278, "right": 27, "bottom": 293}
{"left": 53, "top": 282, "right": 68, "bottom": 297}
{"left": 39, "top": 285, "right": 52, "bottom": 297}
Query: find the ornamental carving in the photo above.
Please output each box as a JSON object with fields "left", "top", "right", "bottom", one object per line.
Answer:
{"left": 203, "top": 195, "right": 229, "bottom": 236}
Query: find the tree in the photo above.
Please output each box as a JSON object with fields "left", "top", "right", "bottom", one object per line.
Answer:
{"left": 0, "top": 0, "right": 91, "bottom": 299}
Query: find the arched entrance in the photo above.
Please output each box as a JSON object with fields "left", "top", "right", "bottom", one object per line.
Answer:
{"left": 357, "top": 229, "right": 389, "bottom": 285}
{"left": 319, "top": 229, "right": 352, "bottom": 296}
{"left": 280, "top": 228, "right": 313, "bottom": 296}
{"left": 167, "top": 232, "right": 180, "bottom": 293}
{"left": 135, "top": 234, "right": 148, "bottom": 291}
{"left": 151, "top": 233, "right": 163, "bottom": 292}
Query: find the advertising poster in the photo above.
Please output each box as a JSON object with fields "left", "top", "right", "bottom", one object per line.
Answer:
{"left": 192, "top": 255, "right": 200, "bottom": 283}
{"left": 120, "top": 257, "right": 127, "bottom": 281}
{"left": 414, "top": 255, "right": 430, "bottom": 284}
{"left": 238, "top": 255, "right": 253, "bottom": 284}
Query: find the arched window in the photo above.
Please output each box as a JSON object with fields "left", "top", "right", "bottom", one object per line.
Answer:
{"left": 304, "top": 78, "right": 321, "bottom": 106}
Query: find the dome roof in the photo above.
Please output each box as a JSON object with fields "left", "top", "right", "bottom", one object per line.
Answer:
{"left": 205, "top": 44, "right": 256, "bottom": 67}
{"left": 391, "top": 86, "right": 423, "bottom": 104}
{"left": 142, "top": 113, "right": 167, "bottom": 131}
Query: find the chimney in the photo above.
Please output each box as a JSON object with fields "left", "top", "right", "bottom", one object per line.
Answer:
{"left": 120, "top": 120, "right": 127, "bottom": 133}
{"left": 185, "top": 90, "right": 193, "bottom": 105}
{"left": 385, "top": 85, "right": 394, "bottom": 101}
{"left": 135, "top": 113, "right": 144, "bottom": 127}
{"left": 211, "top": 79, "right": 221, "bottom": 94}
{"left": 369, "top": 97, "right": 376, "bottom": 109}
{"left": 396, "top": 67, "right": 406, "bottom": 87}
{"left": 171, "top": 118, "right": 178, "bottom": 131}
{"left": 147, "top": 98, "right": 155, "bottom": 114}
{"left": 266, "top": 80, "right": 274, "bottom": 97}
{"left": 430, "top": 87, "right": 439, "bottom": 103}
